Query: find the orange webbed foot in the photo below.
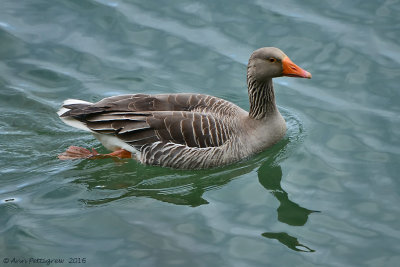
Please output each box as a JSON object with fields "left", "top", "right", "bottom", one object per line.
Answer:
{"left": 58, "top": 146, "right": 132, "bottom": 160}
{"left": 106, "top": 149, "right": 132, "bottom": 159}
{"left": 58, "top": 146, "right": 98, "bottom": 160}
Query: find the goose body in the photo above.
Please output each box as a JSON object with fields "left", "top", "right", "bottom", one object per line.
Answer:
{"left": 58, "top": 47, "right": 311, "bottom": 169}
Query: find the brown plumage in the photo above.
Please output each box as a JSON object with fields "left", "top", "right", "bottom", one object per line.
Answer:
{"left": 58, "top": 47, "right": 311, "bottom": 169}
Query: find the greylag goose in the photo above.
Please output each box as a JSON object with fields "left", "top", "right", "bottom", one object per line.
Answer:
{"left": 58, "top": 47, "right": 311, "bottom": 169}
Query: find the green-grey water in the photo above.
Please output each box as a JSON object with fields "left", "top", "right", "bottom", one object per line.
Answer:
{"left": 1, "top": 0, "right": 400, "bottom": 266}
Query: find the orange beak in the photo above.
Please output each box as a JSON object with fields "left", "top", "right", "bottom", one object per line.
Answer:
{"left": 282, "top": 56, "right": 312, "bottom": 79}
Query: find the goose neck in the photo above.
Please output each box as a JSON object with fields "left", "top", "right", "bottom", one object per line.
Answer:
{"left": 248, "top": 78, "right": 276, "bottom": 119}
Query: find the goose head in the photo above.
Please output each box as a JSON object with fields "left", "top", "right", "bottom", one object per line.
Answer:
{"left": 247, "top": 47, "right": 312, "bottom": 83}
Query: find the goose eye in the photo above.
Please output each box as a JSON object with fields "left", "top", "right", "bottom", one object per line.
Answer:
{"left": 269, "top": 58, "right": 276, "bottom": 63}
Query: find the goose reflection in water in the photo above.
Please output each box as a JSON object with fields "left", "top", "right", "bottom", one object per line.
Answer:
{"left": 71, "top": 125, "right": 316, "bottom": 253}
{"left": 258, "top": 162, "right": 317, "bottom": 253}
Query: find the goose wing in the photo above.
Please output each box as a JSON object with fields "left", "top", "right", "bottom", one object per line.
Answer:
{"left": 61, "top": 93, "right": 237, "bottom": 150}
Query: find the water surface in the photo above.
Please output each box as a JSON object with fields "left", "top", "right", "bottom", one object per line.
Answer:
{"left": 1, "top": 0, "right": 400, "bottom": 266}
